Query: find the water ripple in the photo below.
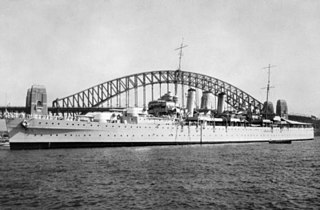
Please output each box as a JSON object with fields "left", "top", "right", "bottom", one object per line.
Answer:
{"left": 1, "top": 139, "right": 319, "bottom": 209}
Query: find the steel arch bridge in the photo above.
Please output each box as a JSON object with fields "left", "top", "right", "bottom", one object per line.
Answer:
{"left": 52, "top": 70, "right": 263, "bottom": 112}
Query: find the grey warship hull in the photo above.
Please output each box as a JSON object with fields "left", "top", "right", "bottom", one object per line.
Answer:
{"left": 7, "top": 118, "right": 314, "bottom": 150}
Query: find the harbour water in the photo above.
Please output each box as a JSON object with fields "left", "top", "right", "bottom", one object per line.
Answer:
{"left": 1, "top": 138, "right": 319, "bottom": 209}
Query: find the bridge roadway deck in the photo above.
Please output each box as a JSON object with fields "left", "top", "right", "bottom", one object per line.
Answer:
{"left": 0, "top": 106, "right": 317, "bottom": 125}
{"left": 0, "top": 106, "right": 125, "bottom": 114}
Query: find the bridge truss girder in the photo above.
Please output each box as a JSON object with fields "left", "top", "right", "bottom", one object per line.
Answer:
{"left": 52, "top": 70, "right": 263, "bottom": 112}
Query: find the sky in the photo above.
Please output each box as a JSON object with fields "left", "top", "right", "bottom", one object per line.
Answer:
{"left": 0, "top": 0, "right": 320, "bottom": 116}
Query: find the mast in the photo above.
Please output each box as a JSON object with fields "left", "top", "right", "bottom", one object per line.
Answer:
{"left": 175, "top": 38, "right": 188, "bottom": 70}
{"left": 262, "top": 64, "right": 276, "bottom": 118}
{"left": 174, "top": 39, "right": 188, "bottom": 97}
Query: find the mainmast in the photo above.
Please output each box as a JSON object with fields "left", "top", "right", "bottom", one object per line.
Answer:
{"left": 262, "top": 64, "right": 276, "bottom": 118}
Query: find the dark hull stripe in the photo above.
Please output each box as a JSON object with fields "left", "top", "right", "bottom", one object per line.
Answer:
{"left": 10, "top": 139, "right": 314, "bottom": 150}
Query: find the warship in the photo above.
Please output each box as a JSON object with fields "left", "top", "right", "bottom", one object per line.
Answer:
{"left": 4, "top": 84, "right": 314, "bottom": 150}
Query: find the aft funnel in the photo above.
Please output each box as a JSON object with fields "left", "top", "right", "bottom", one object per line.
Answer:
{"left": 217, "top": 93, "right": 225, "bottom": 114}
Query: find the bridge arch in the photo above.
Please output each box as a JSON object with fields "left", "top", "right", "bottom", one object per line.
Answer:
{"left": 52, "top": 70, "right": 263, "bottom": 112}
